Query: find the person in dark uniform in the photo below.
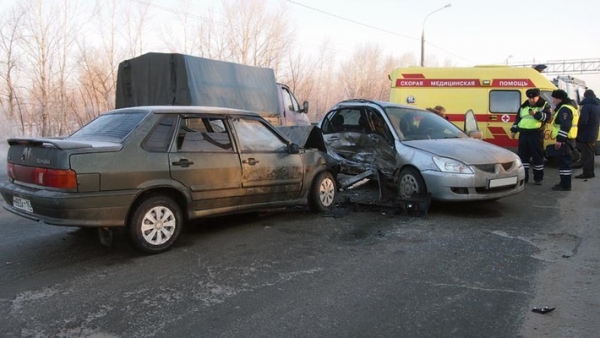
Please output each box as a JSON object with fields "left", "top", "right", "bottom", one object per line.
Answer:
{"left": 550, "top": 89, "right": 579, "bottom": 191}
{"left": 575, "top": 89, "right": 600, "bottom": 179}
{"left": 510, "top": 88, "right": 552, "bottom": 185}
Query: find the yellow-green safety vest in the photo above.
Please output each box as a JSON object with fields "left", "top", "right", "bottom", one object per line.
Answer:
{"left": 517, "top": 105, "right": 545, "bottom": 129}
{"left": 551, "top": 104, "right": 579, "bottom": 139}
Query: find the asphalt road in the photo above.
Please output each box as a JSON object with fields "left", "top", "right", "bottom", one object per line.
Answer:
{"left": 0, "top": 165, "right": 598, "bottom": 338}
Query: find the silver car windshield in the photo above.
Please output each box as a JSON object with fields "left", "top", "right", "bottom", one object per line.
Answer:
{"left": 383, "top": 107, "right": 468, "bottom": 141}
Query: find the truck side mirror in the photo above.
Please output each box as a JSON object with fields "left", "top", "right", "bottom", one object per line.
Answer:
{"left": 288, "top": 143, "right": 300, "bottom": 154}
{"left": 300, "top": 101, "right": 309, "bottom": 114}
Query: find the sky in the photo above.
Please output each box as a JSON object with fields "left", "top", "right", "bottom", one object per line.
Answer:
{"left": 1, "top": 0, "right": 599, "bottom": 89}
{"left": 273, "top": 0, "right": 600, "bottom": 89}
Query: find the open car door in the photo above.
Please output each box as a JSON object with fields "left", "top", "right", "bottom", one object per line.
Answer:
{"left": 464, "top": 109, "right": 483, "bottom": 139}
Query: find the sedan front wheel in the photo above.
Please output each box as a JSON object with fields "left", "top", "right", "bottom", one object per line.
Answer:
{"left": 397, "top": 167, "right": 426, "bottom": 199}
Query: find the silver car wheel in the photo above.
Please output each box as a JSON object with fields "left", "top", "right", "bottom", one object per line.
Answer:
{"left": 399, "top": 175, "right": 418, "bottom": 198}
{"left": 141, "top": 206, "right": 177, "bottom": 245}
{"left": 319, "top": 176, "right": 336, "bottom": 207}
{"left": 398, "top": 168, "right": 425, "bottom": 199}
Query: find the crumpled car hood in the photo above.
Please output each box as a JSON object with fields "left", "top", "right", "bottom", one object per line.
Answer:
{"left": 404, "top": 138, "right": 518, "bottom": 164}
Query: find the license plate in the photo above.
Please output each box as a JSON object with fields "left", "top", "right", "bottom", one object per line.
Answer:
{"left": 13, "top": 196, "right": 33, "bottom": 213}
{"left": 488, "top": 176, "right": 517, "bottom": 188}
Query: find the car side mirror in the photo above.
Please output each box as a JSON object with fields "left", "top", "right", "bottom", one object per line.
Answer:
{"left": 469, "top": 130, "right": 483, "bottom": 140}
{"left": 300, "top": 101, "right": 309, "bottom": 114}
{"left": 288, "top": 143, "right": 300, "bottom": 154}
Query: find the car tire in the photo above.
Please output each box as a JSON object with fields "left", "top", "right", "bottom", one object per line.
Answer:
{"left": 397, "top": 167, "right": 426, "bottom": 199}
{"left": 128, "top": 195, "right": 183, "bottom": 254}
{"left": 308, "top": 171, "right": 337, "bottom": 212}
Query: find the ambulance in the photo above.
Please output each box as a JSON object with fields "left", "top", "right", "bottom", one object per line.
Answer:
{"left": 388, "top": 65, "right": 564, "bottom": 152}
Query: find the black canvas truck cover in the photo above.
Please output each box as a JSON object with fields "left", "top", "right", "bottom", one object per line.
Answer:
{"left": 115, "top": 52, "right": 280, "bottom": 118}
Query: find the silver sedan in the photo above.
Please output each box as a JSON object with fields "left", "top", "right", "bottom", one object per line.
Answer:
{"left": 318, "top": 99, "right": 525, "bottom": 202}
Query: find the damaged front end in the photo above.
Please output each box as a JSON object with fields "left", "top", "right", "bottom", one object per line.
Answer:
{"left": 277, "top": 125, "right": 340, "bottom": 173}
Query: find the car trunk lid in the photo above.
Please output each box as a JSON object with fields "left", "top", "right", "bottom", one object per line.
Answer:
{"left": 6, "top": 138, "right": 123, "bottom": 188}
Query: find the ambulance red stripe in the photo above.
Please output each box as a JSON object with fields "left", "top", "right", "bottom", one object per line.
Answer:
{"left": 394, "top": 78, "right": 535, "bottom": 87}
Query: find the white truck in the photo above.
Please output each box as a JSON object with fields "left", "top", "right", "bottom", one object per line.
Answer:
{"left": 552, "top": 75, "right": 587, "bottom": 106}
{"left": 115, "top": 52, "right": 311, "bottom": 126}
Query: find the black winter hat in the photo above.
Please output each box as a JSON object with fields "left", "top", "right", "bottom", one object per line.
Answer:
{"left": 551, "top": 89, "right": 568, "bottom": 100}
{"left": 526, "top": 88, "right": 540, "bottom": 98}
{"left": 584, "top": 89, "right": 596, "bottom": 98}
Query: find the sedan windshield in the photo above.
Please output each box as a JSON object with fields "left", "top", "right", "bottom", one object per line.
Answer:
{"left": 383, "top": 107, "right": 468, "bottom": 141}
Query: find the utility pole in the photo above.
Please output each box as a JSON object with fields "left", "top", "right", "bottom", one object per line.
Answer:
{"left": 421, "top": 4, "right": 451, "bottom": 67}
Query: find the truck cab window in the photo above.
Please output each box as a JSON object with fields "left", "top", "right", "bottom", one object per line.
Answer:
{"left": 282, "top": 87, "right": 300, "bottom": 112}
{"left": 490, "top": 90, "right": 521, "bottom": 114}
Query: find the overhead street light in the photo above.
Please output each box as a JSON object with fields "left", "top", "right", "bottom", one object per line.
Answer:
{"left": 421, "top": 3, "right": 451, "bottom": 67}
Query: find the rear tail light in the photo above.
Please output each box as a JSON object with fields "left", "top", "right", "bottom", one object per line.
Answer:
{"left": 8, "top": 163, "right": 77, "bottom": 189}
{"left": 7, "top": 163, "right": 15, "bottom": 179}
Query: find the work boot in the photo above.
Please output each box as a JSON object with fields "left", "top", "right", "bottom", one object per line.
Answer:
{"left": 575, "top": 173, "right": 594, "bottom": 179}
{"left": 534, "top": 181, "right": 542, "bottom": 185}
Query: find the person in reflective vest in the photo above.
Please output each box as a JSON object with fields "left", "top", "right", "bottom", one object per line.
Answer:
{"left": 550, "top": 89, "right": 579, "bottom": 191}
{"left": 510, "top": 88, "right": 552, "bottom": 185}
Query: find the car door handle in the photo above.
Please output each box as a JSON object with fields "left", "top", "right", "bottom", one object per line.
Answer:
{"left": 243, "top": 158, "right": 259, "bottom": 165}
{"left": 172, "top": 158, "right": 194, "bottom": 167}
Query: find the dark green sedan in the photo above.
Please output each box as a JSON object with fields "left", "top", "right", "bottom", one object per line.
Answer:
{"left": 0, "top": 106, "right": 337, "bottom": 254}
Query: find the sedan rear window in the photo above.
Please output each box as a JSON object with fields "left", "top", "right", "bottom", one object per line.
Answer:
{"left": 69, "top": 112, "right": 148, "bottom": 142}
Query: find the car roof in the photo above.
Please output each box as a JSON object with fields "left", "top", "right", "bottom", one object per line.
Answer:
{"left": 332, "top": 99, "right": 423, "bottom": 111}
{"left": 109, "top": 105, "right": 261, "bottom": 117}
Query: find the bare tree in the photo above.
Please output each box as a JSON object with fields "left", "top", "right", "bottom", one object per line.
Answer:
{"left": 0, "top": 4, "right": 26, "bottom": 135}
{"left": 338, "top": 44, "right": 415, "bottom": 102}
{"left": 280, "top": 40, "right": 341, "bottom": 122}
{"left": 338, "top": 44, "right": 385, "bottom": 100}
{"left": 158, "top": 0, "right": 208, "bottom": 55}
{"left": 20, "top": 0, "right": 64, "bottom": 136}
{"left": 52, "top": 0, "right": 83, "bottom": 136}
{"left": 69, "top": 0, "right": 129, "bottom": 129}
{"left": 218, "top": 0, "right": 294, "bottom": 70}
{"left": 122, "top": 0, "right": 151, "bottom": 58}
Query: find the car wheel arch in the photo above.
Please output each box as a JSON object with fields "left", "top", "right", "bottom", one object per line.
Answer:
{"left": 127, "top": 187, "right": 189, "bottom": 226}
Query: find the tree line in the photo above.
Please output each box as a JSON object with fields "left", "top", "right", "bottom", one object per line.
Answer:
{"left": 0, "top": 0, "right": 447, "bottom": 137}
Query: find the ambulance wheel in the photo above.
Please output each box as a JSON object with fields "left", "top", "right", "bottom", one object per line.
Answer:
{"left": 397, "top": 167, "right": 427, "bottom": 199}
